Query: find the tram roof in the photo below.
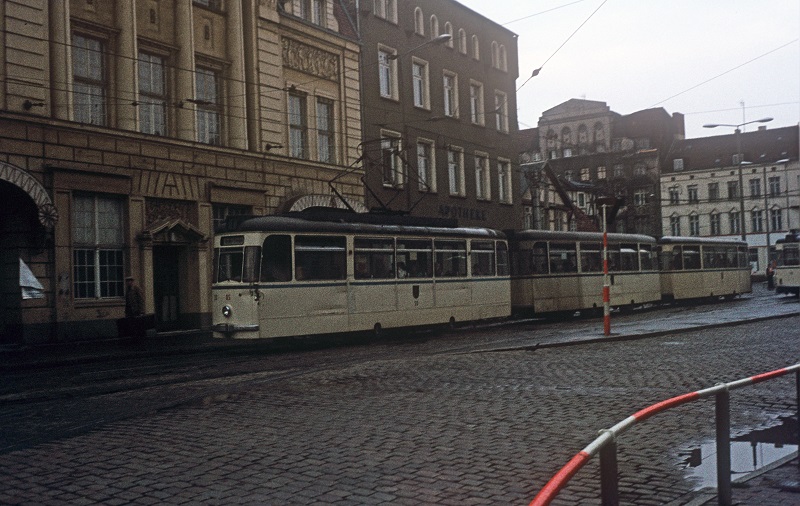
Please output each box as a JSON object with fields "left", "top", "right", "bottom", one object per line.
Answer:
{"left": 505, "top": 229, "right": 655, "bottom": 244}
{"left": 658, "top": 236, "right": 748, "bottom": 247}
{"left": 224, "top": 214, "right": 506, "bottom": 240}
{"left": 776, "top": 231, "right": 800, "bottom": 244}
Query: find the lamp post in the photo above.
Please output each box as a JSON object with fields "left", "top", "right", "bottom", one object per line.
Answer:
{"left": 703, "top": 117, "right": 773, "bottom": 241}
{"left": 596, "top": 196, "right": 618, "bottom": 336}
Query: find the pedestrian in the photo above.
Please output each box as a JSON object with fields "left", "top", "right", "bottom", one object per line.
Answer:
{"left": 766, "top": 260, "right": 776, "bottom": 290}
{"left": 123, "top": 276, "right": 147, "bottom": 339}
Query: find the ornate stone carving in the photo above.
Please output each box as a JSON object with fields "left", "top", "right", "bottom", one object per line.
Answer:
{"left": 282, "top": 38, "right": 339, "bottom": 82}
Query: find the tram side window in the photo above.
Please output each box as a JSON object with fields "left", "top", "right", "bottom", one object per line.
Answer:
{"left": 434, "top": 240, "right": 467, "bottom": 277}
{"left": 607, "top": 245, "right": 621, "bottom": 271}
{"left": 620, "top": 245, "right": 638, "bottom": 271}
{"left": 261, "top": 235, "right": 292, "bottom": 282}
{"left": 683, "top": 245, "right": 701, "bottom": 270}
{"left": 295, "top": 235, "right": 346, "bottom": 280}
{"left": 662, "top": 246, "right": 682, "bottom": 270}
{"left": 579, "top": 243, "right": 602, "bottom": 272}
{"left": 738, "top": 247, "right": 749, "bottom": 268}
{"left": 496, "top": 241, "right": 509, "bottom": 276}
{"left": 532, "top": 242, "right": 548, "bottom": 274}
{"left": 639, "top": 244, "right": 655, "bottom": 271}
{"left": 549, "top": 243, "right": 577, "bottom": 273}
{"left": 782, "top": 245, "right": 800, "bottom": 266}
{"left": 354, "top": 237, "right": 395, "bottom": 279}
{"left": 471, "top": 240, "right": 495, "bottom": 276}
{"left": 397, "top": 239, "right": 432, "bottom": 278}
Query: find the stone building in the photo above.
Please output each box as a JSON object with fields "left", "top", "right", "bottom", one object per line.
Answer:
{"left": 0, "top": 0, "right": 363, "bottom": 342}
{"left": 661, "top": 125, "right": 799, "bottom": 274}
{"left": 357, "top": 0, "right": 523, "bottom": 230}
{"left": 517, "top": 99, "right": 685, "bottom": 235}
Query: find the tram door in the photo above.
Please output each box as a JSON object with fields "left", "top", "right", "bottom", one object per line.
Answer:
{"left": 153, "top": 246, "right": 181, "bottom": 331}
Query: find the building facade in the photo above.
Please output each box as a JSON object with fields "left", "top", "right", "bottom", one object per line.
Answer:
{"left": 358, "top": 0, "right": 523, "bottom": 229}
{"left": 0, "top": 0, "right": 363, "bottom": 342}
{"left": 517, "top": 99, "right": 685, "bottom": 236}
{"left": 661, "top": 125, "right": 800, "bottom": 274}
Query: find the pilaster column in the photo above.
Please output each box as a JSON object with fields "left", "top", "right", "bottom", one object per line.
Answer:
{"left": 49, "top": 0, "right": 72, "bottom": 120}
{"left": 116, "top": 1, "right": 139, "bottom": 131}
{"left": 175, "top": 0, "right": 196, "bottom": 141}
{"left": 226, "top": 0, "right": 248, "bottom": 150}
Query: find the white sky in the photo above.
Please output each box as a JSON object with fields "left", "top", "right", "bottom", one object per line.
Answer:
{"left": 456, "top": 0, "right": 800, "bottom": 139}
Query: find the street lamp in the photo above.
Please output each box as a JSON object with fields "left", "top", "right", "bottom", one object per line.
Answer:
{"left": 703, "top": 117, "right": 773, "bottom": 241}
{"left": 596, "top": 195, "right": 618, "bottom": 337}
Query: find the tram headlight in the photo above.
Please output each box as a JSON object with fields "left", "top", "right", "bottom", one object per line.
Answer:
{"left": 222, "top": 305, "right": 232, "bottom": 318}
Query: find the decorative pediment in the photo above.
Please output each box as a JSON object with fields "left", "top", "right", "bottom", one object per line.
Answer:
{"left": 140, "top": 218, "right": 207, "bottom": 245}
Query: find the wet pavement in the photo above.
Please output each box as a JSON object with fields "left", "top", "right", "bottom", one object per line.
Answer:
{"left": 0, "top": 284, "right": 797, "bottom": 505}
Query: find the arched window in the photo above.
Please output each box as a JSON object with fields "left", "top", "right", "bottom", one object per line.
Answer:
{"left": 491, "top": 41, "right": 499, "bottom": 68}
{"left": 471, "top": 35, "right": 480, "bottom": 60}
{"left": 499, "top": 44, "right": 507, "bottom": 71}
{"left": 443, "top": 22, "right": 454, "bottom": 47}
{"left": 430, "top": 15, "right": 439, "bottom": 38}
{"left": 414, "top": 7, "right": 424, "bottom": 35}
{"left": 458, "top": 29, "right": 467, "bottom": 54}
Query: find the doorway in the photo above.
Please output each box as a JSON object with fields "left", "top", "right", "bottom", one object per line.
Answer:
{"left": 153, "top": 245, "right": 181, "bottom": 331}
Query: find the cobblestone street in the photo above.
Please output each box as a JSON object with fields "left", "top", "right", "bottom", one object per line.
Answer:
{"left": 0, "top": 304, "right": 798, "bottom": 505}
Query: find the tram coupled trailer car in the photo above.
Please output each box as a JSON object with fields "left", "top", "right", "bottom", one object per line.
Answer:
{"left": 657, "top": 236, "right": 751, "bottom": 301}
{"left": 775, "top": 231, "right": 800, "bottom": 296}
{"left": 212, "top": 213, "right": 511, "bottom": 339}
{"left": 506, "top": 230, "right": 661, "bottom": 316}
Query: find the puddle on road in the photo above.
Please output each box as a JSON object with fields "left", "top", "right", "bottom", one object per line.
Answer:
{"left": 681, "top": 416, "right": 798, "bottom": 490}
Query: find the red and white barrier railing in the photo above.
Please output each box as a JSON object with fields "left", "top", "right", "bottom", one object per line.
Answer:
{"left": 530, "top": 363, "right": 800, "bottom": 506}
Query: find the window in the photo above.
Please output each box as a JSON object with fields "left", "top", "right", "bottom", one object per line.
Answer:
{"left": 412, "top": 59, "right": 429, "bottom": 109}
{"left": 469, "top": 82, "right": 484, "bottom": 125}
{"left": 295, "top": 235, "right": 346, "bottom": 281}
{"left": 288, "top": 92, "right": 308, "bottom": 158}
{"left": 727, "top": 180, "right": 740, "bottom": 200}
{"left": 397, "top": 239, "right": 432, "bottom": 278}
{"left": 494, "top": 91, "right": 508, "bottom": 132}
{"left": 634, "top": 190, "right": 646, "bottom": 206}
{"left": 471, "top": 241, "right": 496, "bottom": 276}
{"left": 708, "top": 182, "right": 719, "bottom": 201}
{"left": 378, "top": 48, "right": 397, "bottom": 99}
{"left": 769, "top": 176, "right": 781, "bottom": 196}
{"left": 72, "top": 34, "right": 106, "bottom": 125}
{"left": 434, "top": 240, "right": 467, "bottom": 277}
{"left": 710, "top": 212, "right": 721, "bottom": 235}
{"left": 458, "top": 29, "right": 467, "bottom": 54}
{"left": 613, "top": 164, "right": 624, "bottom": 178}
{"left": 447, "top": 147, "right": 464, "bottom": 196}
{"left": 414, "top": 7, "right": 424, "bottom": 35}
{"left": 580, "top": 168, "right": 590, "bottom": 181}
{"left": 138, "top": 52, "right": 167, "bottom": 135}
{"left": 749, "top": 178, "right": 761, "bottom": 197}
{"left": 316, "top": 97, "right": 335, "bottom": 163}
{"left": 729, "top": 211, "right": 741, "bottom": 235}
{"left": 771, "top": 208, "right": 783, "bottom": 231}
{"left": 689, "top": 214, "right": 700, "bottom": 236}
{"left": 212, "top": 204, "right": 250, "bottom": 233}
{"left": 443, "top": 72, "right": 458, "bottom": 117}
{"left": 373, "top": 0, "right": 396, "bottom": 22}
{"left": 491, "top": 41, "right": 499, "bottom": 69}
{"left": 597, "top": 166, "right": 606, "bottom": 180}
{"left": 381, "top": 133, "right": 403, "bottom": 187}
{"left": 310, "top": 0, "right": 326, "bottom": 26}
{"left": 475, "top": 154, "right": 490, "bottom": 200}
{"left": 416, "top": 140, "right": 436, "bottom": 192}
{"left": 670, "top": 215, "right": 681, "bottom": 236}
{"left": 669, "top": 187, "right": 680, "bottom": 205}
{"left": 443, "top": 23, "right": 454, "bottom": 48}
{"left": 471, "top": 35, "right": 480, "bottom": 60}
{"left": 195, "top": 67, "right": 221, "bottom": 145}
{"left": 751, "top": 209, "right": 764, "bottom": 232}
{"left": 354, "top": 237, "right": 395, "bottom": 280}
{"left": 687, "top": 185, "right": 699, "bottom": 203}
{"left": 429, "top": 15, "right": 439, "bottom": 38}
{"left": 498, "top": 45, "right": 507, "bottom": 71}
{"left": 497, "top": 159, "right": 512, "bottom": 204}
{"left": 72, "top": 195, "right": 124, "bottom": 299}
{"left": 672, "top": 159, "right": 684, "bottom": 171}
{"left": 194, "top": 0, "right": 221, "bottom": 8}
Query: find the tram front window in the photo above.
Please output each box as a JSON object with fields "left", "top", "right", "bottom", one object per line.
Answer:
{"left": 216, "top": 248, "right": 243, "bottom": 282}
{"left": 782, "top": 245, "right": 800, "bottom": 266}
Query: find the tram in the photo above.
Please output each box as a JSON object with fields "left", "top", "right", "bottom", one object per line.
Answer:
{"left": 212, "top": 211, "right": 510, "bottom": 339}
{"left": 775, "top": 231, "right": 800, "bottom": 296}
{"left": 506, "top": 230, "right": 661, "bottom": 315}
{"left": 657, "top": 236, "right": 751, "bottom": 301}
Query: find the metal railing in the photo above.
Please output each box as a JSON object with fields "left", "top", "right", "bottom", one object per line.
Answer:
{"left": 530, "top": 363, "right": 800, "bottom": 506}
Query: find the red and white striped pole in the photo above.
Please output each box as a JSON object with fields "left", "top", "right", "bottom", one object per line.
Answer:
{"left": 602, "top": 204, "right": 610, "bottom": 336}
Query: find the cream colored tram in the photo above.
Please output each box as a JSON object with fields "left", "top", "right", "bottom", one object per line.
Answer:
{"left": 507, "top": 230, "right": 660, "bottom": 315}
{"left": 775, "top": 231, "right": 800, "bottom": 296}
{"left": 212, "top": 212, "right": 510, "bottom": 339}
{"left": 657, "top": 236, "right": 751, "bottom": 301}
